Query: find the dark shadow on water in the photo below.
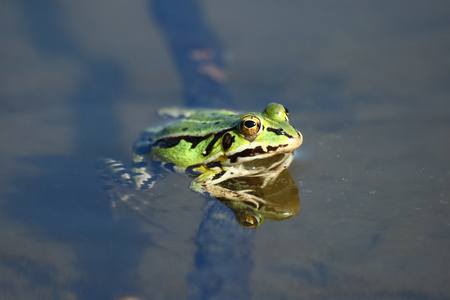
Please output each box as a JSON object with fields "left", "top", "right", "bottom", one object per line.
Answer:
{"left": 188, "top": 200, "right": 254, "bottom": 300}
{"left": 151, "top": 0, "right": 234, "bottom": 108}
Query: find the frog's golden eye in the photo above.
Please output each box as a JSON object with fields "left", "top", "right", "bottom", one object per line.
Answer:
{"left": 239, "top": 115, "right": 262, "bottom": 136}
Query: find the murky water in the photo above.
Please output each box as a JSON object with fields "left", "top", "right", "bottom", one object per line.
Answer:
{"left": 1, "top": 1, "right": 450, "bottom": 299}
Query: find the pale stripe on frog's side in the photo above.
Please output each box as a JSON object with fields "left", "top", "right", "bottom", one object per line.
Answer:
{"left": 101, "top": 103, "right": 303, "bottom": 209}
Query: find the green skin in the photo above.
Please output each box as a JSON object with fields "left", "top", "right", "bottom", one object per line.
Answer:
{"left": 104, "top": 103, "right": 303, "bottom": 211}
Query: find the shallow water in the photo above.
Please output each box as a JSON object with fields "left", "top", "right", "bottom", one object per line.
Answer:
{"left": 1, "top": 1, "right": 450, "bottom": 299}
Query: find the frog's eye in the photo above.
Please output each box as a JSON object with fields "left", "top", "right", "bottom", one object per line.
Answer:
{"left": 239, "top": 115, "right": 262, "bottom": 136}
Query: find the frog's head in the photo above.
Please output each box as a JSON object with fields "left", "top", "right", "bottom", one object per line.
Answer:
{"left": 224, "top": 103, "right": 302, "bottom": 164}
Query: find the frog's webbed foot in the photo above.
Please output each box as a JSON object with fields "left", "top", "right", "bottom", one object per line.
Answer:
{"left": 99, "top": 158, "right": 155, "bottom": 190}
{"left": 99, "top": 158, "right": 134, "bottom": 188}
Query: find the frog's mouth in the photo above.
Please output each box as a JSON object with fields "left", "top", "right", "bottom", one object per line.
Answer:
{"left": 226, "top": 129, "right": 302, "bottom": 164}
{"left": 226, "top": 143, "right": 297, "bottom": 164}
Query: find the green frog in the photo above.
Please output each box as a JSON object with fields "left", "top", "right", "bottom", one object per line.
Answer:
{"left": 103, "top": 102, "right": 303, "bottom": 210}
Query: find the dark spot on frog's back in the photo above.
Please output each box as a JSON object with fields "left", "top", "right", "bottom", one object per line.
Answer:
{"left": 222, "top": 132, "right": 235, "bottom": 151}
{"left": 154, "top": 138, "right": 182, "bottom": 148}
{"left": 155, "top": 135, "right": 209, "bottom": 149}
{"left": 202, "top": 133, "right": 223, "bottom": 156}
{"left": 201, "top": 127, "right": 235, "bottom": 156}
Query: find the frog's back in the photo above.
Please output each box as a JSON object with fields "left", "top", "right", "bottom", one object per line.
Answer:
{"left": 154, "top": 109, "right": 239, "bottom": 140}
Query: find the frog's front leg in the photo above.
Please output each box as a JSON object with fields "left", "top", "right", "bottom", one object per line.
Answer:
{"left": 189, "top": 170, "right": 266, "bottom": 209}
{"left": 101, "top": 158, "right": 134, "bottom": 188}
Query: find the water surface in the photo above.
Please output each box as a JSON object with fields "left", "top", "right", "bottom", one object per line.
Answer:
{"left": 1, "top": 1, "right": 450, "bottom": 299}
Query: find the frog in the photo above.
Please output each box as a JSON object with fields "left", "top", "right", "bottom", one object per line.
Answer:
{"left": 102, "top": 102, "right": 303, "bottom": 210}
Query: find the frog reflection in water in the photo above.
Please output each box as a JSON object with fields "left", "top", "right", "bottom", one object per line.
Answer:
{"left": 103, "top": 103, "right": 303, "bottom": 228}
